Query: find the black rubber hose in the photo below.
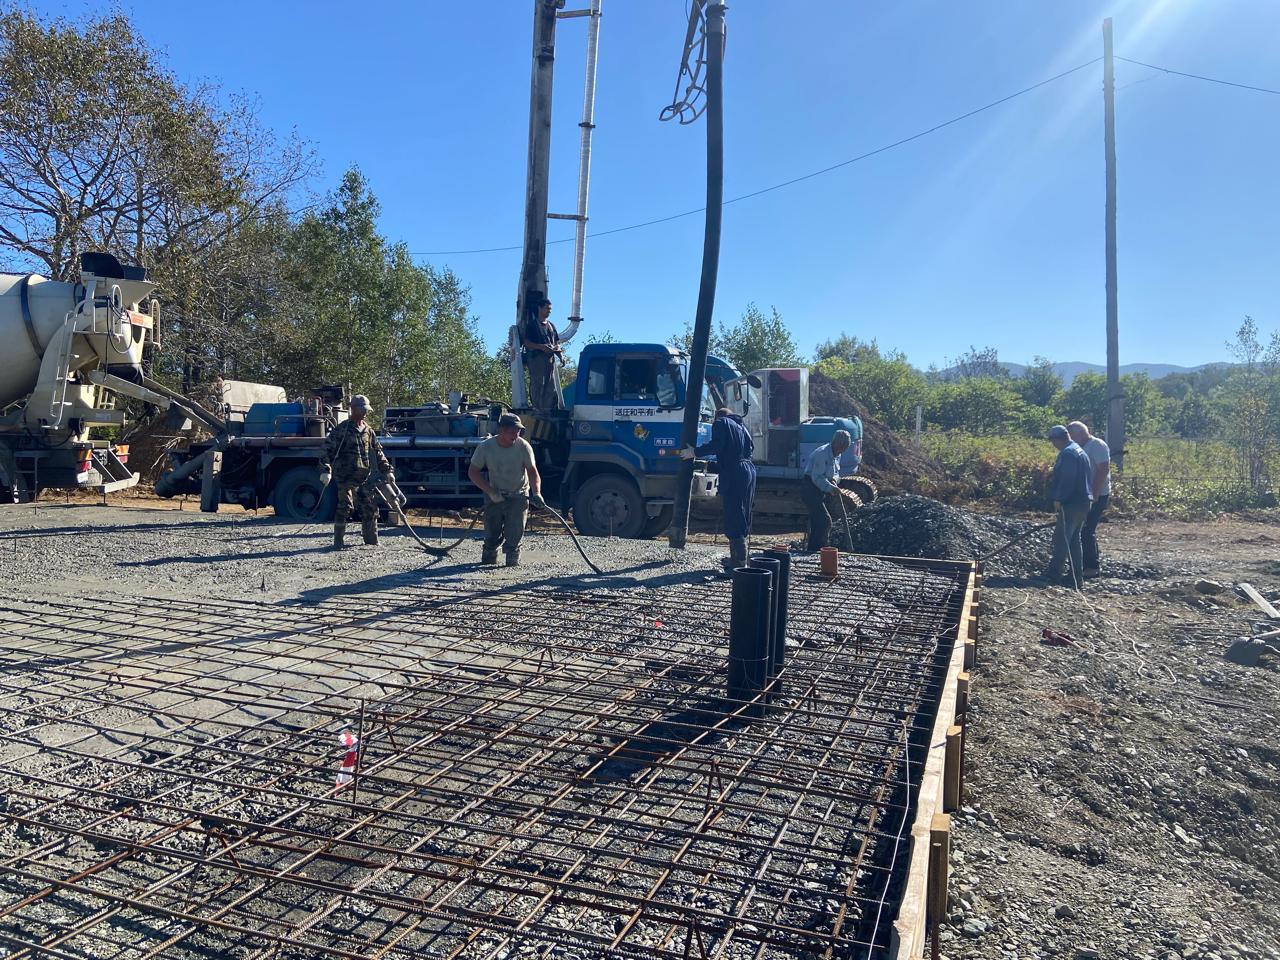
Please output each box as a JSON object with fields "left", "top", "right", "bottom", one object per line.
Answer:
{"left": 979, "top": 521, "right": 1056, "bottom": 562}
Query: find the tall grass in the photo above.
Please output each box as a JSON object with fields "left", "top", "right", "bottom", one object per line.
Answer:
{"left": 916, "top": 433, "right": 1278, "bottom": 515}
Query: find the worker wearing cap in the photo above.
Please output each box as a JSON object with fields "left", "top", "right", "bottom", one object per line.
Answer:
{"left": 319, "top": 395, "right": 393, "bottom": 549}
{"left": 468, "top": 413, "right": 545, "bottom": 567}
{"left": 522, "top": 292, "right": 564, "bottom": 411}
{"left": 680, "top": 407, "right": 757, "bottom": 569}
{"left": 799, "top": 430, "right": 851, "bottom": 553}
{"left": 1041, "top": 424, "right": 1094, "bottom": 588}
{"left": 1067, "top": 420, "right": 1111, "bottom": 575}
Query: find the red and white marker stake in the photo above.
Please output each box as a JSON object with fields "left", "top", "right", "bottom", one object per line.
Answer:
{"left": 335, "top": 730, "right": 359, "bottom": 788}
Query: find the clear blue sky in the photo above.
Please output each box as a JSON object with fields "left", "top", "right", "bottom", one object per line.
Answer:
{"left": 42, "top": 0, "right": 1280, "bottom": 367}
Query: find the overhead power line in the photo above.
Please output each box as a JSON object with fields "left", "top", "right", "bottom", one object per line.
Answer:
{"left": 410, "top": 57, "right": 1102, "bottom": 257}
{"left": 1115, "top": 56, "right": 1280, "bottom": 97}
{"left": 412, "top": 52, "right": 1279, "bottom": 259}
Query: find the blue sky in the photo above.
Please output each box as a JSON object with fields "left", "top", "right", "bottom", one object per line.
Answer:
{"left": 40, "top": 0, "right": 1280, "bottom": 367}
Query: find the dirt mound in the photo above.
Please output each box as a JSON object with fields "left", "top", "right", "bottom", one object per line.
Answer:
{"left": 833, "top": 494, "right": 1161, "bottom": 580}
{"left": 808, "top": 369, "right": 945, "bottom": 496}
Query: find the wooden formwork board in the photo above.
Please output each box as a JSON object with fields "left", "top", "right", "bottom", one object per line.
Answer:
{"left": 888, "top": 563, "right": 978, "bottom": 959}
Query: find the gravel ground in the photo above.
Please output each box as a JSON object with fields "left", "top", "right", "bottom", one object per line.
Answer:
{"left": 3, "top": 500, "right": 1277, "bottom": 959}
{"left": 944, "top": 515, "right": 1280, "bottom": 960}
{"left": 0, "top": 501, "right": 727, "bottom": 603}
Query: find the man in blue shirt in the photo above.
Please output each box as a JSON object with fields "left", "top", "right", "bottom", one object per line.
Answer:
{"left": 799, "top": 429, "right": 851, "bottom": 552}
{"left": 681, "top": 408, "right": 757, "bottom": 569}
{"left": 1041, "top": 424, "right": 1094, "bottom": 589}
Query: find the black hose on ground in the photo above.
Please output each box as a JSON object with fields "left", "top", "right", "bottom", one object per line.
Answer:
{"left": 979, "top": 521, "right": 1055, "bottom": 562}
{"left": 533, "top": 499, "right": 604, "bottom": 576}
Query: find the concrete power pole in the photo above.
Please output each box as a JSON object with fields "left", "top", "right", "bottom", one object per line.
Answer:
{"left": 1103, "top": 17, "right": 1124, "bottom": 469}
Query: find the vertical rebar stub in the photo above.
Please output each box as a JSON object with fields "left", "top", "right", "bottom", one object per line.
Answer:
{"left": 728, "top": 566, "right": 771, "bottom": 717}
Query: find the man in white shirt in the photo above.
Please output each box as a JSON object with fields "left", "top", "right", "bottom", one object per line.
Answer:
{"left": 1068, "top": 420, "right": 1111, "bottom": 575}
{"left": 799, "top": 430, "right": 851, "bottom": 552}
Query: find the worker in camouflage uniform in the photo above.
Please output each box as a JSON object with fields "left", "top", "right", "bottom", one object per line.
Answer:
{"left": 319, "top": 395, "right": 393, "bottom": 549}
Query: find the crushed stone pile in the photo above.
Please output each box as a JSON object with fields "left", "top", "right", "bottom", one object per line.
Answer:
{"left": 832, "top": 494, "right": 1161, "bottom": 580}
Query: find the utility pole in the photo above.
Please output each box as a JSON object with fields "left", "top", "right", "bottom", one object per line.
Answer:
{"left": 668, "top": 0, "right": 726, "bottom": 550}
{"left": 1103, "top": 17, "right": 1124, "bottom": 469}
{"left": 516, "top": 0, "right": 562, "bottom": 343}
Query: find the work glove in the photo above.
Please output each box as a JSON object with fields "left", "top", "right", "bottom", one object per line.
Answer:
{"left": 385, "top": 469, "right": 396, "bottom": 484}
{"left": 318, "top": 467, "right": 332, "bottom": 487}
{"left": 529, "top": 492, "right": 547, "bottom": 510}
{"left": 678, "top": 446, "right": 696, "bottom": 460}
{"left": 487, "top": 490, "right": 505, "bottom": 504}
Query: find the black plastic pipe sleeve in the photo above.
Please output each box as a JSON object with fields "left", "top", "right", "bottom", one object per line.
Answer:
{"left": 761, "top": 548, "right": 792, "bottom": 691}
{"left": 728, "top": 566, "right": 772, "bottom": 717}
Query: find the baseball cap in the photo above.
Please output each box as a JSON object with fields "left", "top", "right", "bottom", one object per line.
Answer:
{"left": 498, "top": 413, "right": 524, "bottom": 431}
{"left": 1046, "top": 424, "right": 1069, "bottom": 440}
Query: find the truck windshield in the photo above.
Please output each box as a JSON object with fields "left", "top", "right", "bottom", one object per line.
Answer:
{"left": 616, "top": 356, "right": 684, "bottom": 408}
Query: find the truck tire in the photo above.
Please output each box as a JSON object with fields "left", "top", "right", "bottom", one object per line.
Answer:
{"left": 272, "top": 466, "right": 336, "bottom": 522}
{"left": 573, "top": 474, "right": 645, "bottom": 539}
{"left": 640, "top": 505, "right": 674, "bottom": 539}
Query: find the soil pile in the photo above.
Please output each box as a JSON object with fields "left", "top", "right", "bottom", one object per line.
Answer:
{"left": 808, "top": 369, "right": 945, "bottom": 495}
{"left": 833, "top": 494, "right": 1160, "bottom": 579}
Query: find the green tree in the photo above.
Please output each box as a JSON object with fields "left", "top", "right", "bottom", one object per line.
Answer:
{"left": 927, "top": 378, "right": 1031, "bottom": 434}
{"left": 1058, "top": 372, "right": 1107, "bottom": 433}
{"left": 1222, "top": 316, "right": 1280, "bottom": 488}
{"left": 814, "top": 334, "right": 882, "bottom": 364}
{"left": 670, "top": 302, "right": 799, "bottom": 373}
{"left": 0, "top": 7, "right": 314, "bottom": 388}
{"left": 946, "top": 345, "right": 1008, "bottom": 380}
{"left": 816, "top": 354, "right": 927, "bottom": 431}
{"left": 1018, "top": 357, "right": 1062, "bottom": 408}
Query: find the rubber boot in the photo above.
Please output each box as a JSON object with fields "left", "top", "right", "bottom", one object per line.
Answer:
{"left": 480, "top": 550, "right": 499, "bottom": 566}
{"left": 505, "top": 551, "right": 521, "bottom": 568}
{"left": 332, "top": 523, "right": 346, "bottom": 550}
{"left": 721, "top": 537, "right": 748, "bottom": 571}
{"left": 362, "top": 515, "right": 378, "bottom": 546}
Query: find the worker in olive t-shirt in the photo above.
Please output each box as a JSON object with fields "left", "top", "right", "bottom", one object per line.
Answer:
{"left": 467, "top": 413, "right": 545, "bottom": 567}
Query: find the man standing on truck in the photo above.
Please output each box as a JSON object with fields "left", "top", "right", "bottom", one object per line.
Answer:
{"left": 681, "top": 408, "right": 757, "bottom": 569}
{"left": 468, "top": 413, "right": 545, "bottom": 567}
{"left": 319, "top": 395, "right": 393, "bottom": 550}
{"left": 522, "top": 292, "right": 564, "bottom": 410}
{"left": 799, "top": 430, "right": 852, "bottom": 553}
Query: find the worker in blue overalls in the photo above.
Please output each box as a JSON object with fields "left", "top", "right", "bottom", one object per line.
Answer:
{"left": 681, "top": 408, "right": 757, "bottom": 570}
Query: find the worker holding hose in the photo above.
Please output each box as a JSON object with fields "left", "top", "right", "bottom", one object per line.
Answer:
{"left": 680, "top": 407, "right": 757, "bottom": 570}
{"left": 798, "top": 430, "right": 852, "bottom": 553}
{"left": 319, "top": 395, "right": 393, "bottom": 550}
{"left": 1039, "top": 424, "right": 1094, "bottom": 589}
{"left": 468, "top": 413, "right": 545, "bottom": 567}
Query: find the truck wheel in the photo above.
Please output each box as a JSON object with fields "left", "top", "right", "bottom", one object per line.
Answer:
{"left": 640, "top": 505, "right": 674, "bottom": 539}
{"left": 272, "top": 466, "right": 336, "bottom": 522}
{"left": 573, "top": 474, "right": 645, "bottom": 539}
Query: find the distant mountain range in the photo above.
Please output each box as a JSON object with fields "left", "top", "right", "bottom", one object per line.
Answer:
{"left": 946, "top": 361, "right": 1233, "bottom": 387}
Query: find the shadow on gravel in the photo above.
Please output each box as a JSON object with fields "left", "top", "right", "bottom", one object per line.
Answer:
{"left": 118, "top": 545, "right": 332, "bottom": 566}
{"left": 0, "top": 515, "right": 279, "bottom": 539}
{"left": 286, "top": 560, "right": 717, "bottom": 616}
{"left": 586, "top": 696, "right": 738, "bottom": 781}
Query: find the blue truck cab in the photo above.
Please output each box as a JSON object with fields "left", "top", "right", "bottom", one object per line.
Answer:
{"left": 559, "top": 342, "right": 718, "bottom": 538}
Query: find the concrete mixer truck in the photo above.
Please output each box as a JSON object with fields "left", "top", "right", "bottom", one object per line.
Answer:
{"left": 0, "top": 252, "right": 225, "bottom": 502}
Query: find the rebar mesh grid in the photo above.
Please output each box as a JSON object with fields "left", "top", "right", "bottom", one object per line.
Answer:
{"left": 0, "top": 552, "right": 971, "bottom": 959}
